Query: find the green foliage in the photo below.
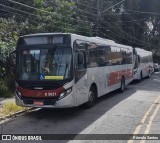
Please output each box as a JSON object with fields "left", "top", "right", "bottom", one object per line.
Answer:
{"left": 33, "top": 0, "right": 76, "bottom": 33}
{"left": 0, "top": 74, "right": 16, "bottom": 97}
{"left": 0, "top": 80, "right": 8, "bottom": 97}
{"left": 0, "top": 18, "right": 30, "bottom": 57}
{"left": 6, "top": 76, "right": 15, "bottom": 93}
{"left": 0, "top": 78, "right": 13, "bottom": 98}
{"left": 0, "top": 18, "right": 23, "bottom": 97}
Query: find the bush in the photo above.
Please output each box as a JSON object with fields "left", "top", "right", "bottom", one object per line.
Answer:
{"left": 0, "top": 79, "right": 13, "bottom": 98}
{"left": 2, "top": 102, "right": 27, "bottom": 116}
{"left": 6, "top": 76, "right": 15, "bottom": 93}
{"left": 0, "top": 80, "right": 8, "bottom": 96}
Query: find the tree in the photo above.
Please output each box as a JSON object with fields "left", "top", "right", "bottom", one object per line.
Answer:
{"left": 32, "top": 0, "right": 76, "bottom": 33}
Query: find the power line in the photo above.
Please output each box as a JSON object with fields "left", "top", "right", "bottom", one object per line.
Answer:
{"left": 101, "top": 13, "right": 159, "bottom": 48}
{"left": 120, "top": 9, "right": 153, "bottom": 43}
{"left": 4, "top": 0, "right": 97, "bottom": 27}
{"left": 103, "top": 18, "right": 146, "bottom": 23}
{"left": 65, "top": 2, "right": 160, "bottom": 48}
{"left": 112, "top": 0, "right": 153, "bottom": 46}
{"left": 0, "top": 7, "right": 93, "bottom": 34}
{"left": 102, "top": 26, "right": 151, "bottom": 47}
{"left": 75, "top": 1, "right": 97, "bottom": 10}
{"left": 76, "top": 4, "right": 146, "bottom": 24}
{"left": 0, "top": 4, "right": 62, "bottom": 25}
{"left": 100, "top": 0, "right": 125, "bottom": 14}
{"left": 77, "top": 8, "right": 97, "bottom": 17}
{"left": 76, "top": 0, "right": 151, "bottom": 15}
{"left": 0, "top": 1, "right": 126, "bottom": 42}
{"left": 0, "top": 9, "right": 38, "bottom": 21}
{"left": 75, "top": 1, "right": 150, "bottom": 46}
{"left": 100, "top": 22, "right": 138, "bottom": 45}
{"left": 4, "top": 0, "right": 53, "bottom": 15}
{"left": 1, "top": 6, "right": 155, "bottom": 48}
{"left": 5, "top": 0, "right": 98, "bottom": 21}
{"left": 0, "top": 10, "right": 91, "bottom": 36}
{"left": 4, "top": 0, "right": 74, "bottom": 21}
{"left": 125, "top": 9, "right": 160, "bottom": 16}
{"left": 0, "top": 4, "right": 78, "bottom": 27}
{"left": 0, "top": 4, "right": 40, "bottom": 18}
{"left": 5, "top": 0, "right": 135, "bottom": 22}
{"left": 2, "top": 0, "right": 158, "bottom": 48}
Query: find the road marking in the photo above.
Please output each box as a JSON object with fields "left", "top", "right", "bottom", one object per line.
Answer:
{"left": 140, "top": 104, "right": 160, "bottom": 143}
{"left": 141, "top": 104, "right": 154, "bottom": 124}
{"left": 128, "top": 96, "right": 160, "bottom": 143}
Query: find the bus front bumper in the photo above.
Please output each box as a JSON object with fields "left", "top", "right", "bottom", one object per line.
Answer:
{"left": 15, "top": 92, "right": 76, "bottom": 108}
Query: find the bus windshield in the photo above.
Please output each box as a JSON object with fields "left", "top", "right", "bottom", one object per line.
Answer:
{"left": 19, "top": 47, "right": 72, "bottom": 81}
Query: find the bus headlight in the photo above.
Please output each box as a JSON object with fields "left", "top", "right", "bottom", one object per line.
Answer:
{"left": 59, "top": 87, "right": 72, "bottom": 100}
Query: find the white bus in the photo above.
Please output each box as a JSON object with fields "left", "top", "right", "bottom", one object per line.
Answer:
{"left": 15, "top": 33, "right": 133, "bottom": 108}
{"left": 133, "top": 48, "right": 153, "bottom": 81}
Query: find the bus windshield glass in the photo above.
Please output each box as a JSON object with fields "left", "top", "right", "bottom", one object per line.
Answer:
{"left": 19, "top": 47, "right": 72, "bottom": 81}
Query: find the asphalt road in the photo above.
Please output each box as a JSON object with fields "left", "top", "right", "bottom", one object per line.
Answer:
{"left": 0, "top": 72, "right": 160, "bottom": 143}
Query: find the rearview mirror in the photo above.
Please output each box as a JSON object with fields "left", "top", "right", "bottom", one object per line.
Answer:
{"left": 78, "top": 53, "right": 84, "bottom": 65}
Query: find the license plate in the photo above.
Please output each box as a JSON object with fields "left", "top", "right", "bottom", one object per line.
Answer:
{"left": 34, "top": 101, "right": 44, "bottom": 106}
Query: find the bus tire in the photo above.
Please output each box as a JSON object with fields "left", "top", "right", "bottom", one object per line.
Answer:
{"left": 119, "top": 77, "right": 125, "bottom": 93}
{"left": 84, "top": 86, "right": 97, "bottom": 108}
{"left": 139, "top": 72, "right": 143, "bottom": 81}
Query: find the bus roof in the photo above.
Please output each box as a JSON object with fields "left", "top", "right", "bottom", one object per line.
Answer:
{"left": 21, "top": 33, "right": 68, "bottom": 37}
{"left": 135, "top": 47, "right": 152, "bottom": 56}
{"left": 135, "top": 47, "right": 152, "bottom": 53}
{"left": 19, "top": 33, "right": 132, "bottom": 50}
{"left": 90, "top": 37, "right": 132, "bottom": 50}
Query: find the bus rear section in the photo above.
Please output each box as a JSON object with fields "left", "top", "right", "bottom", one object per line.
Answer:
{"left": 133, "top": 48, "right": 153, "bottom": 81}
{"left": 87, "top": 37, "right": 133, "bottom": 97}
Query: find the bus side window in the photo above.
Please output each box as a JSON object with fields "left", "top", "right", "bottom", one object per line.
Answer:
{"left": 88, "top": 45, "right": 98, "bottom": 67}
{"left": 111, "top": 46, "right": 122, "bottom": 65}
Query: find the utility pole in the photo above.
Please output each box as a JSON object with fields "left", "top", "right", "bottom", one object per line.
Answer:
{"left": 96, "top": 0, "right": 100, "bottom": 36}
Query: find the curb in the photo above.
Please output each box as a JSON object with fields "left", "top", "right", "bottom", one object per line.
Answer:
{"left": 0, "top": 97, "right": 35, "bottom": 123}
{"left": 0, "top": 108, "right": 34, "bottom": 122}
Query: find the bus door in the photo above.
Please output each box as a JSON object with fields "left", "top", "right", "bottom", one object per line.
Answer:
{"left": 98, "top": 46, "right": 111, "bottom": 95}
{"left": 75, "top": 50, "right": 87, "bottom": 105}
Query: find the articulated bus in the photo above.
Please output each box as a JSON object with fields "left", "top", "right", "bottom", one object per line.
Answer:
{"left": 133, "top": 48, "right": 153, "bottom": 81}
{"left": 15, "top": 33, "right": 133, "bottom": 108}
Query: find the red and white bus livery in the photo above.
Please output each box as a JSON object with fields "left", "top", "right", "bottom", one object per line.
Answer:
{"left": 133, "top": 48, "right": 153, "bottom": 81}
{"left": 15, "top": 33, "right": 133, "bottom": 108}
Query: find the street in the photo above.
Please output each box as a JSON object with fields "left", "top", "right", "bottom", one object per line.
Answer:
{"left": 0, "top": 72, "right": 160, "bottom": 143}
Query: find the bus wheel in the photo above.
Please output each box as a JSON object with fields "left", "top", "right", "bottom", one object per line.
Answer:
{"left": 139, "top": 72, "right": 143, "bottom": 81}
{"left": 85, "top": 86, "right": 97, "bottom": 108}
{"left": 119, "top": 77, "right": 125, "bottom": 93}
